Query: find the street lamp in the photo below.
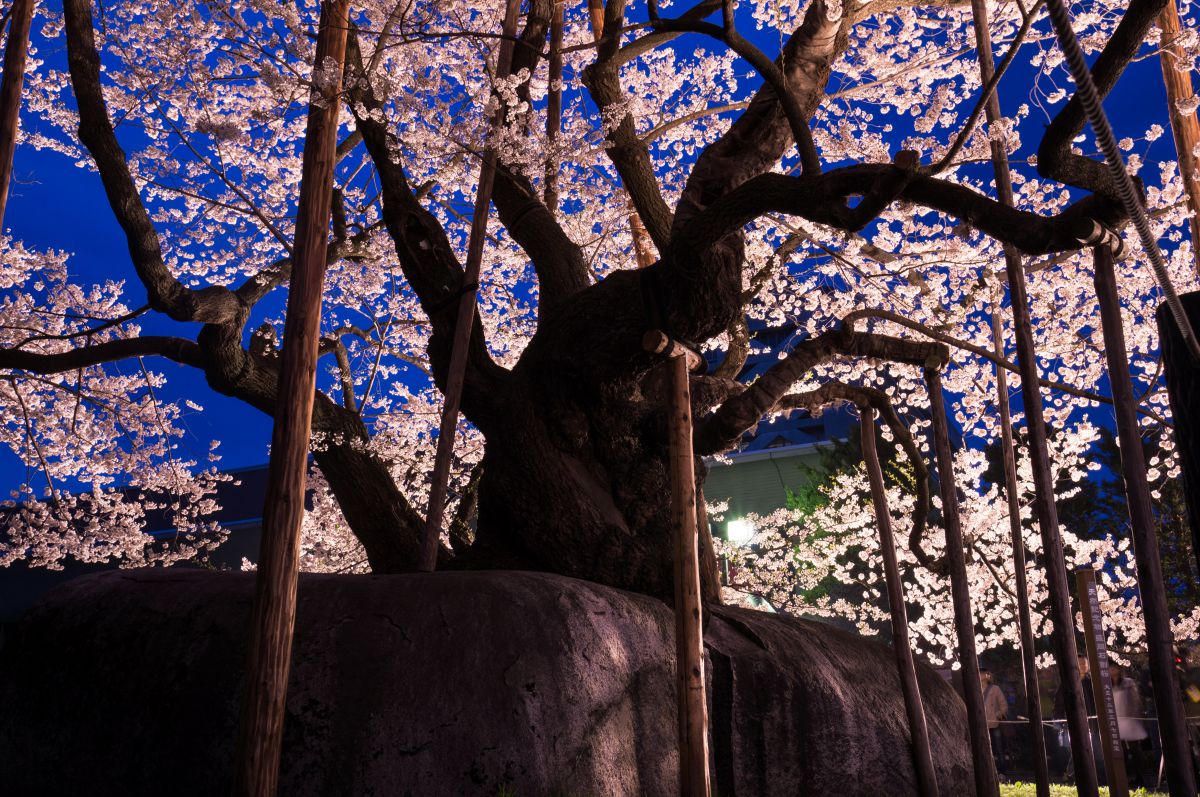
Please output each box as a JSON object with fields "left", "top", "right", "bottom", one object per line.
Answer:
{"left": 725, "top": 518, "right": 755, "bottom": 546}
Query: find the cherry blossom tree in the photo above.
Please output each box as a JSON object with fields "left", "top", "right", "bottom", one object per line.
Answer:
{"left": 716, "top": 423, "right": 1200, "bottom": 666}
{"left": 0, "top": 0, "right": 1196, "bottom": 632}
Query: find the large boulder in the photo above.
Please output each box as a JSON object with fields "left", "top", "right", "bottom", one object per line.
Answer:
{"left": 0, "top": 570, "right": 971, "bottom": 795}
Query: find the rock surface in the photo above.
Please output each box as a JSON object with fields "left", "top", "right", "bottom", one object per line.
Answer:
{"left": 0, "top": 569, "right": 971, "bottom": 795}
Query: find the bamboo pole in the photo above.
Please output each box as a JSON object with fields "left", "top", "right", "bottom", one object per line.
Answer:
{"left": 1157, "top": 0, "right": 1200, "bottom": 273}
{"left": 1076, "top": 568, "right": 1131, "bottom": 797}
{"left": 860, "top": 406, "right": 939, "bottom": 797}
{"left": 232, "top": 2, "right": 350, "bottom": 794}
{"left": 645, "top": 331, "right": 711, "bottom": 797}
{"left": 1092, "top": 245, "right": 1197, "bottom": 797}
{"left": 420, "top": 0, "right": 521, "bottom": 572}
{"left": 0, "top": 0, "right": 35, "bottom": 230}
{"left": 988, "top": 301, "right": 1052, "bottom": 797}
{"left": 925, "top": 367, "right": 1000, "bottom": 797}
{"left": 968, "top": 1, "right": 1100, "bottom": 790}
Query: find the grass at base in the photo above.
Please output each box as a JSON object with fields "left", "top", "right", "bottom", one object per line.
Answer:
{"left": 999, "top": 785, "right": 1166, "bottom": 797}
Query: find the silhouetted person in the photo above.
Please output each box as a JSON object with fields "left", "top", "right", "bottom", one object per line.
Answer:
{"left": 981, "top": 669, "right": 1008, "bottom": 777}
{"left": 1053, "top": 654, "right": 1105, "bottom": 786}
{"left": 1111, "top": 663, "right": 1148, "bottom": 788}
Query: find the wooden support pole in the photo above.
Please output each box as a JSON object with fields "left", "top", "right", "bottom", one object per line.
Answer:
{"left": 232, "top": 2, "right": 350, "bottom": 795}
{"left": 1093, "top": 245, "right": 1197, "bottom": 797}
{"left": 646, "top": 331, "right": 710, "bottom": 797}
{"left": 420, "top": 0, "right": 520, "bottom": 572}
{"left": 967, "top": 0, "right": 1100, "bottom": 790}
{"left": 860, "top": 406, "right": 939, "bottom": 797}
{"left": 587, "top": 0, "right": 605, "bottom": 40}
{"left": 1157, "top": 0, "right": 1200, "bottom": 273}
{"left": 989, "top": 302, "right": 1052, "bottom": 797}
{"left": 1076, "top": 567, "right": 1131, "bottom": 797}
{"left": 0, "top": 0, "right": 35, "bottom": 230}
{"left": 925, "top": 367, "right": 1000, "bottom": 797}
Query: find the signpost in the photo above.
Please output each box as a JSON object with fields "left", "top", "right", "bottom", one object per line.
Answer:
{"left": 1076, "top": 567, "right": 1130, "bottom": 797}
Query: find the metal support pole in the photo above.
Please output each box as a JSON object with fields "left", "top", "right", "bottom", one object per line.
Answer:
{"left": 420, "top": 0, "right": 520, "bottom": 571}
{"left": 645, "top": 330, "right": 711, "bottom": 797}
{"left": 860, "top": 406, "right": 939, "bottom": 797}
{"left": 1093, "top": 245, "right": 1197, "bottom": 797}
{"left": 989, "top": 303, "right": 1051, "bottom": 797}
{"left": 967, "top": 0, "right": 1100, "bottom": 789}
{"left": 925, "top": 367, "right": 999, "bottom": 797}
{"left": 233, "top": 2, "right": 350, "bottom": 794}
{"left": 0, "top": 0, "right": 35, "bottom": 230}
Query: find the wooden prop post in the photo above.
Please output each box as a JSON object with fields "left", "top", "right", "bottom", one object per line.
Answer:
{"left": 643, "top": 329, "right": 710, "bottom": 797}
{"left": 967, "top": 0, "right": 1099, "bottom": 790}
{"left": 1092, "top": 246, "right": 1196, "bottom": 796}
{"left": 925, "top": 367, "right": 999, "bottom": 797}
{"left": 1076, "top": 568, "right": 1131, "bottom": 797}
{"left": 988, "top": 304, "right": 1051, "bottom": 797}
{"left": 859, "top": 406, "right": 939, "bottom": 797}
{"left": 232, "top": 2, "right": 350, "bottom": 795}
{"left": 420, "top": 0, "right": 520, "bottom": 572}
{"left": 0, "top": 0, "right": 35, "bottom": 229}
{"left": 1157, "top": 0, "right": 1200, "bottom": 273}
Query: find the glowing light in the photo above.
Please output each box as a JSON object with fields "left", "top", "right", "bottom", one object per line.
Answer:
{"left": 726, "top": 519, "right": 755, "bottom": 546}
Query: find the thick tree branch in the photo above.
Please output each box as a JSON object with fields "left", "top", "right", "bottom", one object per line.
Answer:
{"left": 344, "top": 30, "right": 508, "bottom": 427}
{"left": 648, "top": 12, "right": 821, "bottom": 175}
{"left": 1037, "top": 0, "right": 1169, "bottom": 194}
{"left": 62, "top": 0, "right": 243, "bottom": 326}
{"left": 680, "top": 166, "right": 1126, "bottom": 256}
{"left": 581, "top": 0, "right": 675, "bottom": 249}
{"left": 490, "top": 0, "right": 591, "bottom": 314}
{"left": 694, "top": 326, "right": 947, "bottom": 455}
{"left": 674, "top": 0, "right": 846, "bottom": 231}
{"left": 0, "top": 336, "right": 203, "bottom": 374}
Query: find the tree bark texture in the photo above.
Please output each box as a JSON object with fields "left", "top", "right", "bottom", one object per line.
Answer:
{"left": 0, "top": 0, "right": 34, "bottom": 230}
{"left": 989, "top": 303, "right": 1051, "bottom": 797}
{"left": 662, "top": 350, "right": 710, "bottom": 797}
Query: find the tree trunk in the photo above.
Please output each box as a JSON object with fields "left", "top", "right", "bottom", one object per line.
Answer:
{"left": 461, "top": 270, "right": 726, "bottom": 602}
